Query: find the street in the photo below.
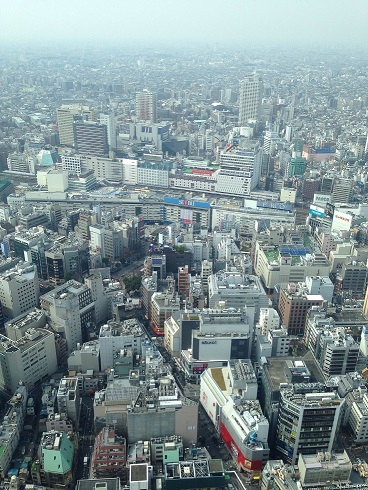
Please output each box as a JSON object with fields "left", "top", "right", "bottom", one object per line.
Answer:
{"left": 75, "top": 396, "right": 95, "bottom": 482}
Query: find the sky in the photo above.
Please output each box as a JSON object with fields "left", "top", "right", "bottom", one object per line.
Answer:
{"left": 1, "top": 0, "right": 368, "bottom": 49}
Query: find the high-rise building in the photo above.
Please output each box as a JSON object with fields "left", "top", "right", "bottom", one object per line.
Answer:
{"left": 40, "top": 280, "right": 95, "bottom": 354}
{"left": 276, "top": 384, "right": 344, "bottom": 465}
{"left": 208, "top": 270, "right": 268, "bottom": 317}
{"left": 74, "top": 121, "right": 108, "bottom": 156}
{"left": 57, "top": 104, "right": 94, "bottom": 146}
{"left": 135, "top": 90, "right": 157, "bottom": 123}
{"left": 304, "top": 308, "right": 359, "bottom": 377}
{"left": 278, "top": 283, "right": 324, "bottom": 336}
{"left": 0, "top": 264, "right": 40, "bottom": 319}
{"left": 99, "top": 113, "right": 117, "bottom": 148}
{"left": 0, "top": 384, "right": 27, "bottom": 480}
{"left": 89, "top": 224, "right": 124, "bottom": 262}
{"left": 99, "top": 319, "right": 144, "bottom": 371}
{"left": 0, "top": 327, "right": 57, "bottom": 392}
{"left": 238, "top": 74, "right": 263, "bottom": 126}
{"left": 216, "top": 142, "right": 263, "bottom": 196}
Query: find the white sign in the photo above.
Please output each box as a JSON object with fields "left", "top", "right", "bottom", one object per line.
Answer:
{"left": 332, "top": 210, "right": 353, "bottom": 232}
{"left": 313, "top": 193, "right": 331, "bottom": 205}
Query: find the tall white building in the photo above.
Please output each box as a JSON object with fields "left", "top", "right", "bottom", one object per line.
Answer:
{"left": 238, "top": 75, "right": 263, "bottom": 126}
{"left": 216, "top": 143, "right": 262, "bottom": 196}
{"left": 99, "top": 319, "right": 145, "bottom": 370}
{"left": 0, "top": 328, "right": 57, "bottom": 392}
{"left": 100, "top": 113, "right": 117, "bottom": 148}
{"left": 0, "top": 264, "right": 40, "bottom": 319}
{"left": 135, "top": 90, "right": 157, "bottom": 123}
{"left": 40, "top": 281, "right": 95, "bottom": 354}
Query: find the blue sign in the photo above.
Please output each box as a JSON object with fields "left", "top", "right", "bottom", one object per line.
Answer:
{"left": 163, "top": 196, "right": 210, "bottom": 209}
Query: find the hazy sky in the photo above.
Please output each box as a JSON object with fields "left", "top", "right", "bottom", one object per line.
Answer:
{"left": 1, "top": 0, "right": 367, "bottom": 48}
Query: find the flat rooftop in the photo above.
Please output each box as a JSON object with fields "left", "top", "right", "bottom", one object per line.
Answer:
{"left": 211, "top": 368, "right": 226, "bottom": 391}
{"left": 130, "top": 464, "right": 148, "bottom": 482}
{"left": 76, "top": 478, "right": 120, "bottom": 490}
{"left": 265, "top": 356, "right": 324, "bottom": 389}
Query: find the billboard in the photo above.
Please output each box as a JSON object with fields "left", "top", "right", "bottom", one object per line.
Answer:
{"left": 309, "top": 204, "right": 325, "bottom": 218}
{"left": 163, "top": 196, "right": 210, "bottom": 209}
{"left": 332, "top": 210, "right": 353, "bottom": 232}
{"left": 325, "top": 202, "right": 335, "bottom": 219}
{"left": 256, "top": 201, "right": 293, "bottom": 212}
{"left": 313, "top": 193, "right": 331, "bottom": 206}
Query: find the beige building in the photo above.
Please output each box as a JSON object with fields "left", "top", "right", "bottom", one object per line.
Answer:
{"left": 57, "top": 104, "right": 95, "bottom": 146}
{"left": 254, "top": 242, "right": 330, "bottom": 291}
{"left": 0, "top": 264, "right": 40, "bottom": 319}
{"left": 0, "top": 328, "right": 57, "bottom": 392}
{"left": 298, "top": 451, "right": 351, "bottom": 487}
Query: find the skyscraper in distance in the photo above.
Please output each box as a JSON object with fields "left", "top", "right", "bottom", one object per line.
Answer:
{"left": 136, "top": 89, "right": 157, "bottom": 123}
{"left": 238, "top": 74, "right": 263, "bottom": 126}
{"left": 100, "top": 113, "right": 117, "bottom": 148}
{"left": 57, "top": 104, "right": 95, "bottom": 146}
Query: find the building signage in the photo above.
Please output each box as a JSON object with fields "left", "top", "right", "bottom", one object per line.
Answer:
{"left": 164, "top": 196, "right": 210, "bottom": 209}
{"left": 309, "top": 204, "right": 325, "bottom": 218}
{"left": 256, "top": 201, "right": 293, "bottom": 212}
{"left": 201, "top": 340, "right": 217, "bottom": 345}
{"left": 332, "top": 210, "right": 353, "bottom": 232}
{"left": 313, "top": 193, "right": 331, "bottom": 205}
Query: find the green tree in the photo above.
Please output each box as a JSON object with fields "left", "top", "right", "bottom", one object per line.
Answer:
{"left": 124, "top": 273, "right": 142, "bottom": 293}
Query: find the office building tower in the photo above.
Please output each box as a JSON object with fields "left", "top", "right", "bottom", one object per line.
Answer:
{"left": 216, "top": 142, "right": 263, "bottom": 196}
{"left": 332, "top": 178, "right": 353, "bottom": 203}
{"left": 74, "top": 121, "right": 108, "bottom": 156}
{"left": 40, "top": 280, "right": 95, "bottom": 354}
{"left": 208, "top": 270, "right": 268, "bottom": 317}
{"left": 45, "top": 238, "right": 90, "bottom": 285}
{"left": 304, "top": 308, "right": 359, "bottom": 377}
{"left": 238, "top": 74, "right": 263, "bottom": 126}
{"left": 90, "top": 224, "right": 124, "bottom": 262}
{"left": 278, "top": 283, "right": 324, "bottom": 336}
{"left": 57, "top": 104, "right": 94, "bottom": 147}
{"left": 99, "top": 113, "right": 117, "bottom": 148}
{"left": 99, "top": 319, "right": 144, "bottom": 371}
{"left": 276, "top": 384, "right": 344, "bottom": 465}
{"left": 136, "top": 89, "right": 157, "bottom": 123}
{"left": 57, "top": 376, "right": 80, "bottom": 426}
{"left": 0, "top": 327, "right": 57, "bottom": 392}
{"left": 0, "top": 264, "right": 40, "bottom": 319}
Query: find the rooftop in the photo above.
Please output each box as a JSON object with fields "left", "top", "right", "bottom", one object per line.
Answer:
{"left": 76, "top": 478, "right": 120, "bottom": 490}
{"left": 130, "top": 463, "right": 148, "bottom": 482}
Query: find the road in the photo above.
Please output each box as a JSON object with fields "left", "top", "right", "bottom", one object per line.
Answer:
{"left": 75, "top": 396, "right": 95, "bottom": 482}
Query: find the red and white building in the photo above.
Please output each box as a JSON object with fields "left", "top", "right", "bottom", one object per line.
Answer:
{"left": 200, "top": 360, "right": 269, "bottom": 481}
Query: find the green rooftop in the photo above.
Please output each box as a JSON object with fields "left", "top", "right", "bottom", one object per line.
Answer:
{"left": 265, "top": 250, "right": 280, "bottom": 264}
{"left": 291, "top": 256, "right": 302, "bottom": 265}
{"left": 42, "top": 432, "right": 74, "bottom": 474}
